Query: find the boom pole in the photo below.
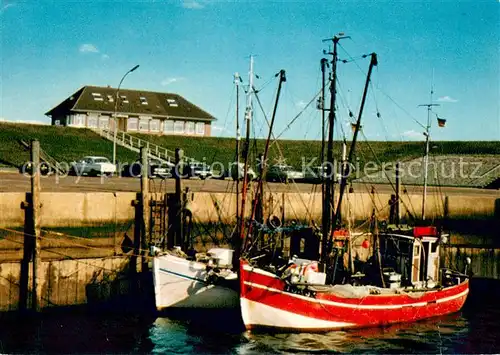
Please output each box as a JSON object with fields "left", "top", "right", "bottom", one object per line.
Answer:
{"left": 332, "top": 53, "right": 378, "bottom": 233}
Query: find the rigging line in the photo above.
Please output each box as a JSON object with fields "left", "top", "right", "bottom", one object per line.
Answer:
{"left": 0, "top": 233, "right": 125, "bottom": 274}
{"left": 1, "top": 226, "right": 150, "bottom": 259}
{"left": 351, "top": 143, "right": 392, "bottom": 214}
{"left": 219, "top": 85, "right": 236, "bottom": 137}
{"left": 251, "top": 83, "right": 320, "bottom": 220}
{"left": 359, "top": 131, "right": 417, "bottom": 219}
{"left": 255, "top": 73, "right": 277, "bottom": 93}
{"left": 273, "top": 87, "right": 322, "bottom": 140}
{"left": 253, "top": 86, "right": 286, "bottom": 160}
{"left": 339, "top": 42, "right": 425, "bottom": 131}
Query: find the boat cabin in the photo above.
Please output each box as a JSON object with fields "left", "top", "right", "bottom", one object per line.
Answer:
{"left": 380, "top": 226, "right": 444, "bottom": 288}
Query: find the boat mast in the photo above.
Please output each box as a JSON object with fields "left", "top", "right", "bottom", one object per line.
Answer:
{"left": 247, "top": 70, "right": 287, "bottom": 240}
{"left": 320, "top": 58, "right": 328, "bottom": 205}
{"left": 239, "top": 56, "right": 255, "bottom": 242}
{"left": 321, "top": 34, "right": 349, "bottom": 266}
{"left": 418, "top": 82, "right": 439, "bottom": 221}
{"left": 234, "top": 72, "right": 241, "bottom": 246}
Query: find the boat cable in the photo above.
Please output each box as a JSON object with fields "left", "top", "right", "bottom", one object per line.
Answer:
{"left": 339, "top": 42, "right": 426, "bottom": 131}
{"left": 0, "top": 228, "right": 126, "bottom": 274}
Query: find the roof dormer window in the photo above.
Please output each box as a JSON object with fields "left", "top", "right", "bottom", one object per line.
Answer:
{"left": 92, "top": 92, "right": 103, "bottom": 101}
{"left": 107, "top": 95, "right": 114, "bottom": 102}
{"left": 120, "top": 95, "right": 129, "bottom": 104}
{"left": 167, "top": 98, "right": 178, "bottom": 107}
{"left": 140, "top": 96, "right": 148, "bottom": 105}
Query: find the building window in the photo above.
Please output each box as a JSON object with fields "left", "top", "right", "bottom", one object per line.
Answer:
{"left": 163, "top": 120, "right": 174, "bottom": 134}
{"left": 127, "top": 117, "right": 138, "bottom": 131}
{"left": 185, "top": 121, "right": 195, "bottom": 134}
{"left": 139, "top": 118, "right": 149, "bottom": 132}
{"left": 150, "top": 119, "right": 160, "bottom": 132}
{"left": 107, "top": 95, "right": 114, "bottom": 102}
{"left": 55, "top": 119, "right": 61, "bottom": 126}
{"left": 174, "top": 121, "right": 184, "bottom": 134}
{"left": 167, "top": 98, "right": 178, "bottom": 107}
{"left": 196, "top": 122, "right": 205, "bottom": 135}
{"left": 87, "top": 115, "right": 98, "bottom": 128}
{"left": 140, "top": 96, "right": 148, "bottom": 105}
{"left": 92, "top": 93, "right": 103, "bottom": 101}
{"left": 99, "top": 116, "right": 109, "bottom": 129}
{"left": 120, "top": 95, "right": 129, "bottom": 104}
{"left": 68, "top": 114, "right": 85, "bottom": 127}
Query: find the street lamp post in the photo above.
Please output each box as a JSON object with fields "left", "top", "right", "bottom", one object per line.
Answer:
{"left": 112, "top": 64, "right": 140, "bottom": 169}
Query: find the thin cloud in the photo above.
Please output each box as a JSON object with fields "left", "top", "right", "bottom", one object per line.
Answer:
{"left": 295, "top": 100, "right": 307, "bottom": 108}
{"left": 437, "top": 96, "right": 458, "bottom": 103}
{"left": 101, "top": 54, "right": 110, "bottom": 60}
{"left": 0, "top": 3, "right": 14, "bottom": 15}
{"left": 79, "top": 43, "right": 99, "bottom": 53}
{"left": 212, "top": 125, "right": 231, "bottom": 134}
{"left": 402, "top": 130, "right": 423, "bottom": 139}
{"left": 182, "top": 0, "right": 204, "bottom": 9}
{"left": 161, "top": 77, "right": 183, "bottom": 86}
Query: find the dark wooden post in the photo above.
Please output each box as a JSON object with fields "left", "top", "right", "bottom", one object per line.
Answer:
{"left": 31, "top": 140, "right": 42, "bottom": 312}
{"left": 19, "top": 192, "right": 33, "bottom": 313}
{"left": 174, "top": 149, "right": 184, "bottom": 248}
{"left": 140, "top": 147, "right": 149, "bottom": 272}
{"left": 395, "top": 161, "right": 401, "bottom": 225}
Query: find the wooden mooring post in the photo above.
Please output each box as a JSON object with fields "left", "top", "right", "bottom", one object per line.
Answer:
{"left": 140, "top": 147, "right": 150, "bottom": 272}
{"left": 174, "top": 148, "right": 184, "bottom": 248}
{"left": 19, "top": 140, "right": 42, "bottom": 312}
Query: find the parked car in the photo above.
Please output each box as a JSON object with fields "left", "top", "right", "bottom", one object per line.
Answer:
{"left": 183, "top": 163, "right": 213, "bottom": 179}
{"left": 266, "top": 165, "right": 304, "bottom": 182}
{"left": 230, "top": 162, "right": 257, "bottom": 181}
{"left": 69, "top": 156, "right": 116, "bottom": 176}
{"left": 121, "top": 158, "right": 173, "bottom": 178}
{"left": 304, "top": 166, "right": 327, "bottom": 183}
{"left": 20, "top": 161, "right": 52, "bottom": 176}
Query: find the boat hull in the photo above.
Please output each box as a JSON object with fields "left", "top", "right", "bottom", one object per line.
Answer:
{"left": 152, "top": 253, "right": 239, "bottom": 310}
{"left": 240, "top": 260, "right": 469, "bottom": 331}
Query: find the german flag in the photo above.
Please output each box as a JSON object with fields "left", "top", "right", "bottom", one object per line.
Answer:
{"left": 437, "top": 117, "right": 446, "bottom": 127}
{"left": 351, "top": 123, "right": 362, "bottom": 132}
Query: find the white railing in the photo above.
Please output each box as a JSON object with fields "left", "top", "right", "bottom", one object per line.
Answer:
{"left": 90, "top": 127, "right": 197, "bottom": 165}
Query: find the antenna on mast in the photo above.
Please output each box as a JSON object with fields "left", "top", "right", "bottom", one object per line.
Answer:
{"left": 418, "top": 74, "right": 440, "bottom": 221}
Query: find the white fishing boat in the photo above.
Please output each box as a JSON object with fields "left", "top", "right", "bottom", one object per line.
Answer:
{"left": 152, "top": 247, "right": 239, "bottom": 310}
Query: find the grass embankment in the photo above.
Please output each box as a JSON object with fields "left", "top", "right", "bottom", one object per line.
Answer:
{"left": 0, "top": 122, "right": 498, "bottom": 171}
{"left": 0, "top": 123, "right": 137, "bottom": 167}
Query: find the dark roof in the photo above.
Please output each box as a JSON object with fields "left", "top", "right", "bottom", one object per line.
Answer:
{"left": 45, "top": 85, "right": 216, "bottom": 122}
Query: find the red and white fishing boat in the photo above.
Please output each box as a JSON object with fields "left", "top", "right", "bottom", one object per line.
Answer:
{"left": 237, "top": 35, "right": 470, "bottom": 332}
{"left": 239, "top": 227, "right": 469, "bottom": 331}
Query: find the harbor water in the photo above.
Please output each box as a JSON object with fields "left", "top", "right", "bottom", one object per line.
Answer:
{"left": 0, "top": 279, "right": 498, "bottom": 354}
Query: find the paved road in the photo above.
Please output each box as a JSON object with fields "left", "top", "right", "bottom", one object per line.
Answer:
{"left": 0, "top": 172, "right": 498, "bottom": 197}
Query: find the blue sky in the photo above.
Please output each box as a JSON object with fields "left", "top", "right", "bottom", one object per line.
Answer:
{"left": 1, "top": 0, "right": 499, "bottom": 141}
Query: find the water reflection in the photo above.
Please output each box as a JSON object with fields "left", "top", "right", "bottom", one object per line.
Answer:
{"left": 0, "top": 295, "right": 498, "bottom": 354}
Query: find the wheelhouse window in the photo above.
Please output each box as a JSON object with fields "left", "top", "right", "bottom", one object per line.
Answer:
{"left": 195, "top": 122, "right": 205, "bottom": 135}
